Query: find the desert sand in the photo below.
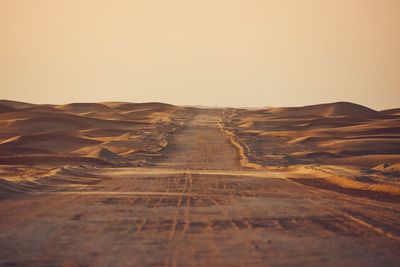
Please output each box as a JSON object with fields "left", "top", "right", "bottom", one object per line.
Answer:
{"left": 0, "top": 100, "right": 399, "bottom": 266}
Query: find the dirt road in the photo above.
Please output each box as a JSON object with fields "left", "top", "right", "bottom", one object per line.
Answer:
{"left": 0, "top": 109, "right": 399, "bottom": 266}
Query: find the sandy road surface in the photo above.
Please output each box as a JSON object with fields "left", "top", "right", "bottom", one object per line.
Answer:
{"left": 0, "top": 109, "right": 399, "bottom": 266}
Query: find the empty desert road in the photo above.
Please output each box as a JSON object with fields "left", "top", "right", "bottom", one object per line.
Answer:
{"left": 0, "top": 109, "right": 399, "bottom": 266}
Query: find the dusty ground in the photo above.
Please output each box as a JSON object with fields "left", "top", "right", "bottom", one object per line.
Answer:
{"left": 0, "top": 108, "right": 399, "bottom": 266}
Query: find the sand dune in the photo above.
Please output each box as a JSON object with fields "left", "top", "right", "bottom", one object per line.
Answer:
{"left": 0, "top": 178, "right": 49, "bottom": 196}
{"left": 0, "top": 101, "right": 399, "bottom": 266}
{"left": 0, "top": 99, "right": 36, "bottom": 109}
{"left": 320, "top": 139, "right": 400, "bottom": 155}
{"left": 0, "top": 100, "right": 190, "bottom": 169}
{"left": 19, "top": 105, "right": 63, "bottom": 113}
{"left": 88, "top": 147, "right": 125, "bottom": 161}
{"left": 1, "top": 99, "right": 398, "bottom": 208}
{"left": 374, "top": 162, "right": 400, "bottom": 173}
{"left": 1, "top": 133, "right": 101, "bottom": 153}
{"left": 3, "top": 116, "right": 91, "bottom": 133}
{"left": 265, "top": 101, "right": 383, "bottom": 118}
{"left": 0, "top": 155, "right": 111, "bottom": 166}
{"left": 82, "top": 128, "right": 130, "bottom": 137}
{"left": 103, "top": 101, "right": 175, "bottom": 111}
{"left": 0, "top": 104, "right": 17, "bottom": 113}
{"left": 381, "top": 108, "right": 400, "bottom": 116}
{"left": 222, "top": 101, "right": 400, "bottom": 198}
{"left": 318, "top": 155, "right": 400, "bottom": 167}
{"left": 57, "top": 102, "right": 115, "bottom": 113}
{"left": 0, "top": 99, "right": 192, "bottom": 201}
{"left": 0, "top": 147, "right": 56, "bottom": 156}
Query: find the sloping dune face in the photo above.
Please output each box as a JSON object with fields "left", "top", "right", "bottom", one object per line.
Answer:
{"left": 0, "top": 100, "right": 192, "bottom": 169}
{"left": 265, "top": 101, "right": 383, "bottom": 118}
{"left": 221, "top": 101, "right": 400, "bottom": 200}
{"left": 223, "top": 102, "right": 400, "bottom": 169}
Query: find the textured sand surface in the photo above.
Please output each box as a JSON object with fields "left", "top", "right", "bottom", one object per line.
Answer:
{"left": 0, "top": 101, "right": 399, "bottom": 266}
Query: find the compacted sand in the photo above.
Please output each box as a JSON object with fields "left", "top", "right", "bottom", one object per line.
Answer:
{"left": 0, "top": 101, "right": 399, "bottom": 266}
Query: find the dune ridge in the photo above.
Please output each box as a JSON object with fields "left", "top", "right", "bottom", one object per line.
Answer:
{"left": 265, "top": 101, "right": 384, "bottom": 118}
{"left": 222, "top": 101, "right": 400, "bottom": 199}
{"left": 1, "top": 100, "right": 398, "bottom": 202}
{"left": 0, "top": 99, "right": 196, "bottom": 194}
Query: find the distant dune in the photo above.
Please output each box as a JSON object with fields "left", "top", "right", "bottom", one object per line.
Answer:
{"left": 221, "top": 101, "right": 400, "bottom": 201}
{"left": 1, "top": 99, "right": 398, "bottom": 200}
{"left": 57, "top": 103, "right": 115, "bottom": 113}
{"left": 265, "top": 101, "right": 383, "bottom": 118}
{"left": 0, "top": 99, "right": 37, "bottom": 109}
{"left": 2, "top": 100, "right": 397, "bottom": 171}
{"left": 223, "top": 101, "right": 400, "bottom": 169}
{"left": 381, "top": 108, "right": 400, "bottom": 116}
{"left": 0, "top": 104, "right": 17, "bottom": 113}
{"left": 0, "top": 99, "right": 190, "bottom": 171}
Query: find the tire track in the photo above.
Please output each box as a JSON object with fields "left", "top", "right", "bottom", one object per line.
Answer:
{"left": 165, "top": 169, "right": 191, "bottom": 267}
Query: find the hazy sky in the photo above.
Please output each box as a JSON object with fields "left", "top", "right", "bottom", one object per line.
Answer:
{"left": 1, "top": 0, "right": 399, "bottom": 109}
